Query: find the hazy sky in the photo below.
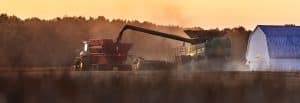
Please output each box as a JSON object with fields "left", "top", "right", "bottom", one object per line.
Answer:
{"left": 1, "top": 0, "right": 300, "bottom": 29}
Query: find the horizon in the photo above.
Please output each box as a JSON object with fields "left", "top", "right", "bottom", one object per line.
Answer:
{"left": 1, "top": 13, "right": 254, "bottom": 30}
{"left": 1, "top": 0, "right": 300, "bottom": 29}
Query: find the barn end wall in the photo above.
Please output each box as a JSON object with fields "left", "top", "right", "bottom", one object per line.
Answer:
{"left": 246, "top": 27, "right": 270, "bottom": 70}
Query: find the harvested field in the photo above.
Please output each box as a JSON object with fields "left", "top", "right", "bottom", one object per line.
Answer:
{"left": 0, "top": 69, "right": 300, "bottom": 103}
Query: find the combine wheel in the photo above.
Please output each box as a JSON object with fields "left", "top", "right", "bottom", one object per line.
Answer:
{"left": 97, "top": 65, "right": 113, "bottom": 71}
{"left": 117, "top": 65, "right": 133, "bottom": 71}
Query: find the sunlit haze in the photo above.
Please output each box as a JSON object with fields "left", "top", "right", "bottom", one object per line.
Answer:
{"left": 1, "top": 0, "right": 300, "bottom": 29}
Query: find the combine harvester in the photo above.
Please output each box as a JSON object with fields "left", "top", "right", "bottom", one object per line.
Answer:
{"left": 74, "top": 25, "right": 231, "bottom": 71}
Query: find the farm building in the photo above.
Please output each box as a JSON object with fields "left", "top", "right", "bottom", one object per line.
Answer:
{"left": 246, "top": 25, "right": 300, "bottom": 70}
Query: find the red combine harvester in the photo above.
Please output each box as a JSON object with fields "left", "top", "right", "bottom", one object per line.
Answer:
{"left": 74, "top": 39, "right": 132, "bottom": 71}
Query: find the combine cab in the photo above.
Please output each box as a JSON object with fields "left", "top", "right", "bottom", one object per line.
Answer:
{"left": 74, "top": 39, "right": 132, "bottom": 71}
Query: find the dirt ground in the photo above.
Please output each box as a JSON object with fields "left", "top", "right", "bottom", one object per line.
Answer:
{"left": 0, "top": 68, "right": 300, "bottom": 103}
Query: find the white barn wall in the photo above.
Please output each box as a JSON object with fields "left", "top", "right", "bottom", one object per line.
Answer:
{"left": 246, "top": 28, "right": 270, "bottom": 70}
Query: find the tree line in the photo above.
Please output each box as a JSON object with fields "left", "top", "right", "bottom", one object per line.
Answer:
{"left": 0, "top": 14, "right": 250, "bottom": 67}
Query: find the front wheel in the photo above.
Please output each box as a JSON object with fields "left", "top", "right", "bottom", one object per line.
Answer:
{"left": 74, "top": 58, "right": 89, "bottom": 71}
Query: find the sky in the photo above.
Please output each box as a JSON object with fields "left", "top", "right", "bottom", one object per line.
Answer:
{"left": 1, "top": 0, "right": 300, "bottom": 29}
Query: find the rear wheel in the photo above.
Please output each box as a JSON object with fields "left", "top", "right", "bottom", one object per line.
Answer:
{"left": 98, "top": 65, "right": 113, "bottom": 71}
{"left": 116, "top": 65, "right": 132, "bottom": 71}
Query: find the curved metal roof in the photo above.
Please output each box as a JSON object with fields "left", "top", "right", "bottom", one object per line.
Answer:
{"left": 258, "top": 25, "right": 300, "bottom": 58}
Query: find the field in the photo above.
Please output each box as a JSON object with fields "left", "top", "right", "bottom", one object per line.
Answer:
{"left": 1, "top": 68, "right": 300, "bottom": 103}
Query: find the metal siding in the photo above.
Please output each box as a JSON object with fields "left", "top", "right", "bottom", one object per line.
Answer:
{"left": 270, "top": 59, "right": 300, "bottom": 70}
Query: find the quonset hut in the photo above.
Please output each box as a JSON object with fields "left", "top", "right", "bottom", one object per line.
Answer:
{"left": 246, "top": 25, "right": 300, "bottom": 70}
